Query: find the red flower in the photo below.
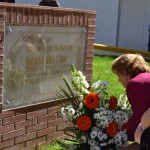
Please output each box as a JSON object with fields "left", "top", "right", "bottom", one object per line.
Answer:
{"left": 106, "top": 122, "right": 118, "bottom": 137}
{"left": 121, "top": 122, "right": 128, "bottom": 131}
{"left": 76, "top": 116, "right": 92, "bottom": 131}
{"left": 109, "top": 96, "right": 118, "bottom": 110}
{"left": 84, "top": 92, "right": 100, "bottom": 109}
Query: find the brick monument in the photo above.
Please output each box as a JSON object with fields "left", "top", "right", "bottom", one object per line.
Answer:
{"left": 0, "top": 2, "right": 96, "bottom": 150}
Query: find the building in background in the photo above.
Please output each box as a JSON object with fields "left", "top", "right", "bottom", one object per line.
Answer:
{"left": 117, "top": 0, "right": 150, "bottom": 52}
{"left": 6, "top": 0, "right": 150, "bottom": 51}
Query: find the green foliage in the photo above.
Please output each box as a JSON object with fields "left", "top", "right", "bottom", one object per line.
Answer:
{"left": 40, "top": 55, "right": 150, "bottom": 150}
{"left": 40, "top": 141, "right": 64, "bottom": 150}
{"left": 40, "top": 140, "right": 76, "bottom": 150}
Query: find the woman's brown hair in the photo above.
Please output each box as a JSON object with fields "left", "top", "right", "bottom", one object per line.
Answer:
{"left": 111, "top": 54, "right": 150, "bottom": 78}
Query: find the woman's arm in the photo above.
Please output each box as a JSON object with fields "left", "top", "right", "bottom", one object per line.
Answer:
{"left": 141, "top": 108, "right": 150, "bottom": 129}
{"left": 134, "top": 123, "right": 143, "bottom": 144}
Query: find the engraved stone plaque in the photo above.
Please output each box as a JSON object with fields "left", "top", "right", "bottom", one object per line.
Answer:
{"left": 3, "top": 25, "right": 86, "bottom": 109}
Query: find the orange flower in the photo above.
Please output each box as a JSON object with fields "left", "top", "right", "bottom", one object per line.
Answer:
{"left": 121, "top": 122, "right": 128, "bottom": 131}
{"left": 109, "top": 96, "right": 118, "bottom": 110}
{"left": 76, "top": 116, "right": 92, "bottom": 131}
{"left": 106, "top": 122, "right": 118, "bottom": 137}
{"left": 84, "top": 92, "right": 100, "bottom": 109}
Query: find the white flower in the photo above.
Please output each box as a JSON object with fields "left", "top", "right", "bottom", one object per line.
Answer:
{"left": 90, "top": 130, "right": 98, "bottom": 139}
{"left": 121, "top": 113, "right": 128, "bottom": 123}
{"left": 108, "top": 139, "right": 114, "bottom": 144}
{"left": 101, "top": 81, "right": 108, "bottom": 89}
{"left": 93, "top": 112, "right": 101, "bottom": 120}
{"left": 98, "top": 91, "right": 103, "bottom": 98}
{"left": 66, "top": 105, "right": 73, "bottom": 110}
{"left": 114, "top": 133, "right": 121, "bottom": 142}
{"left": 107, "top": 112, "right": 114, "bottom": 122}
{"left": 92, "top": 80, "right": 108, "bottom": 90}
{"left": 92, "top": 80, "right": 102, "bottom": 90}
{"left": 119, "top": 131, "right": 128, "bottom": 142}
{"left": 61, "top": 107, "right": 65, "bottom": 114}
{"left": 98, "top": 131, "right": 107, "bottom": 141}
{"left": 68, "top": 108, "right": 75, "bottom": 116}
{"left": 94, "top": 110, "right": 106, "bottom": 120}
{"left": 79, "top": 102, "right": 83, "bottom": 110}
{"left": 95, "top": 122, "right": 101, "bottom": 128}
{"left": 114, "top": 112, "right": 122, "bottom": 123}
{"left": 114, "top": 139, "right": 122, "bottom": 147}
{"left": 88, "top": 139, "right": 97, "bottom": 146}
{"left": 114, "top": 132, "right": 127, "bottom": 148}
{"left": 103, "top": 133, "right": 108, "bottom": 140}
{"left": 61, "top": 107, "right": 68, "bottom": 120}
{"left": 94, "top": 146, "right": 101, "bottom": 150}
{"left": 92, "top": 127, "right": 99, "bottom": 132}
{"left": 100, "top": 142, "right": 107, "bottom": 147}
{"left": 94, "top": 110, "right": 109, "bottom": 128}
{"left": 71, "top": 67, "right": 89, "bottom": 95}
{"left": 99, "top": 117, "right": 109, "bottom": 127}
{"left": 57, "top": 65, "right": 130, "bottom": 150}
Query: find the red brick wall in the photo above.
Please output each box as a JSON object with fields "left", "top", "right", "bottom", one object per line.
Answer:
{"left": 0, "top": 3, "right": 96, "bottom": 149}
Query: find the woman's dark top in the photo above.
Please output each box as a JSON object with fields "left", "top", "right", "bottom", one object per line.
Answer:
{"left": 126, "top": 73, "right": 150, "bottom": 140}
{"left": 140, "top": 126, "right": 150, "bottom": 150}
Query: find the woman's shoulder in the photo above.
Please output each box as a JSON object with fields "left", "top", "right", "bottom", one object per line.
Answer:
{"left": 127, "top": 73, "right": 150, "bottom": 92}
{"left": 130, "top": 73, "right": 150, "bottom": 83}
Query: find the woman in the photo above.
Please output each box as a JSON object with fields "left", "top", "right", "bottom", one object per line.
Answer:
{"left": 111, "top": 53, "right": 150, "bottom": 141}
{"left": 134, "top": 108, "right": 150, "bottom": 149}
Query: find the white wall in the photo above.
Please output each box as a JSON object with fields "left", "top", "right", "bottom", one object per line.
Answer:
{"left": 15, "top": 0, "right": 120, "bottom": 46}
{"left": 118, "top": 0, "right": 150, "bottom": 51}
{"left": 141, "top": 0, "right": 150, "bottom": 51}
{"left": 15, "top": 0, "right": 38, "bottom": 5}
{"left": 58, "top": 0, "right": 120, "bottom": 46}
{"left": 9, "top": 0, "right": 150, "bottom": 51}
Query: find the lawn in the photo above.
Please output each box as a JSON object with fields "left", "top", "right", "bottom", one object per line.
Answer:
{"left": 92, "top": 55, "right": 125, "bottom": 97}
{"left": 40, "top": 55, "right": 150, "bottom": 150}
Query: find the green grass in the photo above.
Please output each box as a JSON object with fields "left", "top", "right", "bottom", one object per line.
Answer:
{"left": 40, "top": 140, "right": 73, "bottom": 150}
{"left": 92, "top": 55, "right": 125, "bottom": 97}
{"left": 40, "top": 142, "right": 62, "bottom": 150}
{"left": 40, "top": 144, "right": 61, "bottom": 150}
{"left": 40, "top": 55, "right": 150, "bottom": 150}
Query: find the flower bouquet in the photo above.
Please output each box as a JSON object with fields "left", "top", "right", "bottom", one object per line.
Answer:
{"left": 56, "top": 65, "right": 132, "bottom": 150}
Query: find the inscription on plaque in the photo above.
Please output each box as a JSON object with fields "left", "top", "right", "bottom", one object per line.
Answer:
{"left": 3, "top": 25, "right": 86, "bottom": 109}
